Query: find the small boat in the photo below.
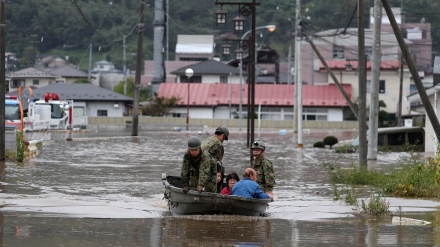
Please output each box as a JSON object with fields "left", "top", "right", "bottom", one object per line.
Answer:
{"left": 162, "top": 173, "right": 271, "bottom": 216}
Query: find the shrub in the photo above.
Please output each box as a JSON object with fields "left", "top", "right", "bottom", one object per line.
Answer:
{"left": 323, "top": 136, "right": 339, "bottom": 148}
{"left": 335, "top": 144, "right": 357, "bottom": 153}
{"left": 313, "top": 141, "right": 325, "bottom": 148}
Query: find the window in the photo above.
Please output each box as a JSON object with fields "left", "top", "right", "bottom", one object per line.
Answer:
{"left": 97, "top": 110, "right": 108, "bottom": 116}
{"left": 410, "top": 84, "right": 417, "bottom": 94}
{"left": 303, "top": 109, "right": 328, "bottom": 121}
{"left": 388, "top": 133, "right": 405, "bottom": 146}
{"left": 408, "top": 132, "right": 424, "bottom": 145}
{"left": 220, "top": 76, "right": 228, "bottom": 84}
{"left": 379, "top": 80, "right": 386, "bottom": 93}
{"left": 366, "top": 80, "right": 386, "bottom": 94}
{"left": 333, "top": 46, "right": 344, "bottom": 59}
{"left": 33, "top": 80, "right": 39, "bottom": 85}
{"left": 11, "top": 79, "right": 23, "bottom": 88}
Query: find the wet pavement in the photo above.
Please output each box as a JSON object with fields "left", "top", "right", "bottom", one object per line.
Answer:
{"left": 1, "top": 126, "right": 440, "bottom": 246}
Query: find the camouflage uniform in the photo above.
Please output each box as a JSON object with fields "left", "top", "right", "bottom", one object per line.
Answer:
{"left": 181, "top": 149, "right": 218, "bottom": 192}
{"left": 251, "top": 155, "right": 275, "bottom": 192}
{"left": 201, "top": 135, "right": 224, "bottom": 163}
{"left": 201, "top": 135, "right": 224, "bottom": 175}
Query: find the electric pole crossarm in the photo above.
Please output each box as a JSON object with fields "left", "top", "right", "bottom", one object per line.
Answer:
{"left": 381, "top": 0, "right": 440, "bottom": 141}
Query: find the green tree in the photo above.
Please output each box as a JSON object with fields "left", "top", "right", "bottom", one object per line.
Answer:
{"left": 113, "top": 77, "right": 149, "bottom": 102}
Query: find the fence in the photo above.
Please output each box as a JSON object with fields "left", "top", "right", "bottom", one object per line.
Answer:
{"left": 87, "top": 116, "right": 359, "bottom": 131}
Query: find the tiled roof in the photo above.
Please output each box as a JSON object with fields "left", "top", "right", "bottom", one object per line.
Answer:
{"left": 170, "top": 59, "right": 242, "bottom": 76}
{"left": 7, "top": 83, "right": 133, "bottom": 102}
{"left": 41, "top": 65, "right": 89, "bottom": 78}
{"left": 8, "top": 65, "right": 89, "bottom": 78}
{"left": 320, "top": 60, "right": 400, "bottom": 70}
{"left": 157, "top": 83, "right": 351, "bottom": 107}
{"left": 7, "top": 67, "right": 56, "bottom": 78}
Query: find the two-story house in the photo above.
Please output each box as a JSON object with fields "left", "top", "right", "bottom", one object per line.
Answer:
{"left": 7, "top": 64, "right": 89, "bottom": 92}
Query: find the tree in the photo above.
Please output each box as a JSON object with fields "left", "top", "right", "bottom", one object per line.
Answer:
{"left": 142, "top": 96, "right": 180, "bottom": 117}
{"left": 113, "top": 77, "right": 149, "bottom": 102}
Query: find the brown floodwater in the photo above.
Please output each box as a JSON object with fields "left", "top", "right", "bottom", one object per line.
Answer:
{"left": 1, "top": 126, "right": 439, "bottom": 246}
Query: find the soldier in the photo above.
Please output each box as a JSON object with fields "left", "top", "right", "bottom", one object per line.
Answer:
{"left": 251, "top": 140, "right": 275, "bottom": 198}
{"left": 181, "top": 136, "right": 218, "bottom": 194}
{"left": 202, "top": 126, "right": 229, "bottom": 192}
{"left": 201, "top": 126, "right": 229, "bottom": 163}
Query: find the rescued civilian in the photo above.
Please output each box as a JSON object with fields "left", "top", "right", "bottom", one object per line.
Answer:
{"left": 231, "top": 168, "right": 272, "bottom": 200}
{"left": 220, "top": 172, "right": 240, "bottom": 195}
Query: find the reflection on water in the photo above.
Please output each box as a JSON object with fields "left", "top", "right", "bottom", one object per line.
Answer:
{"left": 0, "top": 212, "right": 437, "bottom": 246}
{"left": 1, "top": 128, "right": 439, "bottom": 246}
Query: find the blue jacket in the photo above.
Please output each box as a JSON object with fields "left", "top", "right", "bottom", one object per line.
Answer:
{"left": 231, "top": 178, "right": 270, "bottom": 199}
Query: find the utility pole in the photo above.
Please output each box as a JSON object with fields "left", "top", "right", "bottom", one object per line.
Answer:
{"left": 131, "top": 0, "right": 145, "bottom": 136}
{"left": 123, "top": 35, "right": 127, "bottom": 95}
{"left": 358, "top": 0, "right": 368, "bottom": 167}
{"left": 294, "top": 0, "right": 302, "bottom": 146}
{"left": 397, "top": 54, "right": 404, "bottom": 126}
{"left": 88, "top": 43, "right": 92, "bottom": 81}
{"left": 381, "top": 0, "right": 440, "bottom": 141}
{"left": 0, "top": 0, "right": 5, "bottom": 161}
{"left": 367, "top": 0, "right": 382, "bottom": 161}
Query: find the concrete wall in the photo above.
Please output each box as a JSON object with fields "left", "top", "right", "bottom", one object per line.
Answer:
{"left": 88, "top": 116, "right": 359, "bottom": 130}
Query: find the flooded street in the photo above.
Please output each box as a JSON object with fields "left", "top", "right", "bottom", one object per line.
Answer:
{"left": 1, "top": 127, "right": 440, "bottom": 246}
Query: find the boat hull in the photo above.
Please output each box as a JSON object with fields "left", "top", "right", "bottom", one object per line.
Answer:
{"left": 163, "top": 175, "right": 270, "bottom": 216}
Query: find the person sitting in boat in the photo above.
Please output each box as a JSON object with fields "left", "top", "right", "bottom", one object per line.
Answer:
{"left": 220, "top": 172, "right": 240, "bottom": 195}
{"left": 201, "top": 126, "right": 229, "bottom": 172}
{"left": 251, "top": 140, "right": 275, "bottom": 199}
{"left": 231, "top": 168, "right": 273, "bottom": 200}
{"left": 181, "top": 136, "right": 218, "bottom": 194}
{"left": 216, "top": 167, "right": 225, "bottom": 193}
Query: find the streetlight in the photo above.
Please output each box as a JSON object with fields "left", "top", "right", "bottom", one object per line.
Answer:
{"left": 215, "top": 0, "right": 260, "bottom": 163}
{"left": 235, "top": 25, "right": 276, "bottom": 132}
{"left": 185, "top": 68, "right": 194, "bottom": 131}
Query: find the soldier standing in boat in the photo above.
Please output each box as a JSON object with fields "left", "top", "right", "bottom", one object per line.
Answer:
{"left": 251, "top": 140, "right": 275, "bottom": 199}
{"left": 181, "top": 136, "right": 218, "bottom": 193}
{"left": 201, "top": 126, "right": 229, "bottom": 191}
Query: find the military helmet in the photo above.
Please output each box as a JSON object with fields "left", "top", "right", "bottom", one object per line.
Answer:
{"left": 188, "top": 136, "right": 201, "bottom": 149}
{"left": 215, "top": 126, "right": 229, "bottom": 140}
{"left": 251, "top": 140, "right": 265, "bottom": 151}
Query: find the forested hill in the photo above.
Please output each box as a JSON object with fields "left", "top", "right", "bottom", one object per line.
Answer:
{"left": 5, "top": 0, "right": 440, "bottom": 71}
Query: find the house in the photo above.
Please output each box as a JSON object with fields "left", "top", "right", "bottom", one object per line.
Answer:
{"left": 7, "top": 65, "right": 89, "bottom": 92}
{"left": 374, "top": 7, "right": 432, "bottom": 73}
{"left": 171, "top": 59, "right": 243, "bottom": 84}
{"left": 319, "top": 59, "right": 412, "bottom": 116}
{"left": 299, "top": 27, "right": 412, "bottom": 118}
{"left": 157, "top": 82, "right": 352, "bottom": 121}
{"left": 89, "top": 60, "right": 124, "bottom": 91}
{"left": 407, "top": 85, "right": 440, "bottom": 154}
{"left": 7, "top": 83, "right": 133, "bottom": 117}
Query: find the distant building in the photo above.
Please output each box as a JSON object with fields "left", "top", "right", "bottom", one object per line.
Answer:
{"left": 7, "top": 83, "right": 133, "bottom": 117}
{"left": 175, "top": 35, "right": 215, "bottom": 62}
{"left": 7, "top": 65, "right": 89, "bottom": 92}
{"left": 90, "top": 60, "right": 124, "bottom": 91}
